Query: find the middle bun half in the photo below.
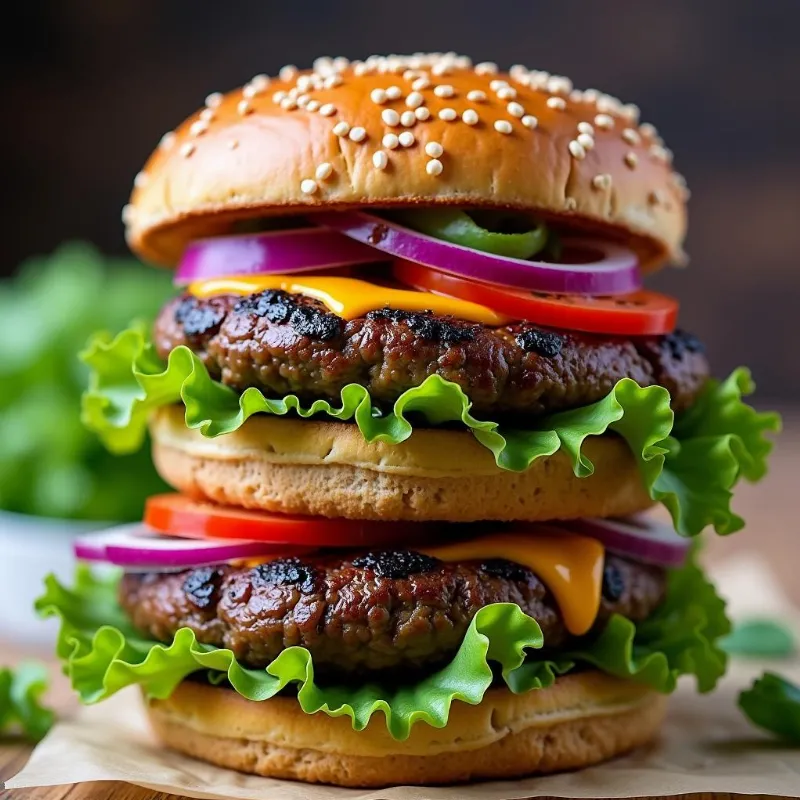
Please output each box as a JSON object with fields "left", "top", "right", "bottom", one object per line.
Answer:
{"left": 149, "top": 406, "right": 653, "bottom": 521}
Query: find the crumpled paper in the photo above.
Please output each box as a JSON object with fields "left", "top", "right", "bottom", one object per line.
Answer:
{"left": 8, "top": 554, "right": 800, "bottom": 800}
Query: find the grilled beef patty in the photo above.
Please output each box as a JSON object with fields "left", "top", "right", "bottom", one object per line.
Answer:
{"left": 153, "top": 290, "right": 707, "bottom": 420}
{"left": 119, "top": 552, "right": 666, "bottom": 680}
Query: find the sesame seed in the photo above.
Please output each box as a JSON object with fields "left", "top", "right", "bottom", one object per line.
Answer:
{"left": 272, "top": 91, "right": 287, "bottom": 104}
{"left": 400, "top": 110, "right": 416, "bottom": 127}
{"left": 296, "top": 94, "right": 310, "bottom": 107}
{"left": 313, "top": 56, "right": 333, "bottom": 74}
{"left": 383, "top": 133, "right": 400, "bottom": 149}
{"left": 372, "top": 150, "right": 388, "bottom": 170}
{"left": 489, "top": 79, "right": 508, "bottom": 92}
{"left": 398, "top": 131, "right": 415, "bottom": 147}
{"left": 596, "top": 95, "right": 621, "bottom": 114}
{"left": 121, "top": 204, "right": 134, "bottom": 224}
{"left": 381, "top": 108, "right": 400, "bottom": 126}
{"left": 315, "top": 162, "right": 333, "bottom": 180}
{"left": 569, "top": 90, "right": 584, "bottom": 103}
{"left": 622, "top": 128, "right": 641, "bottom": 145}
{"left": 466, "top": 90, "right": 486, "bottom": 103}
{"left": 592, "top": 173, "right": 612, "bottom": 190}
{"left": 353, "top": 62, "right": 368, "bottom": 76}
{"left": 521, "top": 115, "right": 538, "bottom": 129}
{"left": 462, "top": 108, "right": 479, "bottom": 125}
{"left": 640, "top": 122, "right": 658, "bottom": 139}
{"left": 280, "top": 97, "right": 297, "bottom": 110}
{"left": 306, "top": 100, "right": 320, "bottom": 112}
{"left": 496, "top": 87, "right": 517, "bottom": 101}
{"left": 133, "top": 171, "right": 148, "bottom": 188}
{"left": 180, "top": 142, "right": 195, "bottom": 158}
{"left": 594, "top": 113, "right": 614, "bottom": 130}
{"left": 577, "top": 133, "right": 595, "bottom": 150}
{"left": 349, "top": 126, "right": 367, "bottom": 142}
{"left": 622, "top": 103, "right": 640, "bottom": 122}
{"left": 159, "top": 131, "right": 176, "bottom": 149}
{"left": 415, "top": 106, "right": 431, "bottom": 120}
{"left": 494, "top": 119, "right": 513, "bottom": 134}
{"left": 200, "top": 108, "right": 215, "bottom": 122}
{"left": 411, "top": 77, "right": 430, "bottom": 91}
{"left": 673, "top": 173, "right": 688, "bottom": 189}
{"left": 438, "top": 108, "right": 457, "bottom": 121}
{"left": 370, "top": 88, "right": 387, "bottom": 104}
{"left": 333, "top": 56, "right": 349, "bottom": 71}
{"left": 577, "top": 121, "right": 594, "bottom": 136}
{"left": 509, "top": 64, "right": 529, "bottom": 80}
{"left": 547, "top": 97, "right": 567, "bottom": 110}
{"left": 425, "top": 141, "right": 443, "bottom": 158}
{"left": 431, "top": 62, "right": 450, "bottom": 76}
{"left": 426, "top": 158, "right": 444, "bottom": 176}
{"left": 279, "top": 65, "right": 297, "bottom": 81}
{"left": 433, "top": 84, "right": 455, "bottom": 98}
{"left": 406, "top": 91, "right": 424, "bottom": 109}
{"left": 239, "top": 100, "right": 254, "bottom": 115}
{"left": 403, "top": 69, "right": 420, "bottom": 81}
{"left": 324, "top": 74, "right": 342, "bottom": 89}
{"left": 386, "top": 85, "right": 402, "bottom": 100}
{"left": 228, "top": 139, "right": 239, "bottom": 150}
{"left": 242, "top": 84, "right": 259, "bottom": 99}
{"left": 319, "top": 103, "right": 336, "bottom": 117}
{"left": 564, "top": 197, "right": 577, "bottom": 211}
{"left": 650, "top": 144, "right": 673, "bottom": 163}
{"left": 624, "top": 152, "right": 638, "bottom": 169}
{"left": 475, "top": 61, "right": 498, "bottom": 75}
{"left": 547, "top": 75, "right": 573, "bottom": 95}
{"left": 296, "top": 75, "right": 313, "bottom": 92}
{"left": 583, "top": 89, "right": 600, "bottom": 103}
{"left": 300, "top": 178, "right": 318, "bottom": 194}
{"left": 205, "top": 92, "right": 223, "bottom": 108}
{"left": 648, "top": 189, "right": 665, "bottom": 206}
{"left": 507, "top": 101, "right": 524, "bottom": 118}
{"left": 189, "top": 120, "right": 208, "bottom": 137}
{"left": 568, "top": 140, "right": 586, "bottom": 159}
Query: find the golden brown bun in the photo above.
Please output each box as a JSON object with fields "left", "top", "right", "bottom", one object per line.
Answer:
{"left": 149, "top": 405, "right": 654, "bottom": 522}
{"left": 127, "top": 53, "right": 687, "bottom": 269}
{"left": 146, "top": 673, "right": 666, "bottom": 787}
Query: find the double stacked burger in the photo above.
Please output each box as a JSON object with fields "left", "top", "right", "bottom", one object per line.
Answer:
{"left": 42, "top": 53, "right": 780, "bottom": 788}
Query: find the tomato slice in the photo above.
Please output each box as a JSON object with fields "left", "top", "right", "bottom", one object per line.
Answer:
{"left": 393, "top": 260, "right": 678, "bottom": 336}
{"left": 144, "top": 494, "right": 441, "bottom": 547}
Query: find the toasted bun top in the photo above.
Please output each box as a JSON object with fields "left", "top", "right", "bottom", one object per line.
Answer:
{"left": 126, "top": 53, "right": 688, "bottom": 269}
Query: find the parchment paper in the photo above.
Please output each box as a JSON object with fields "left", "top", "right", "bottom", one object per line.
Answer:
{"left": 8, "top": 555, "right": 800, "bottom": 799}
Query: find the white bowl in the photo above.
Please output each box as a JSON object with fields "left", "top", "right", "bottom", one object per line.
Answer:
{"left": 0, "top": 511, "right": 108, "bottom": 645}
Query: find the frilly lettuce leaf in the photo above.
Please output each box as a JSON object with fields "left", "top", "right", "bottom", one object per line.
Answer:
{"left": 0, "top": 662, "right": 55, "bottom": 741}
{"left": 81, "top": 326, "right": 780, "bottom": 536}
{"left": 37, "top": 559, "right": 729, "bottom": 740}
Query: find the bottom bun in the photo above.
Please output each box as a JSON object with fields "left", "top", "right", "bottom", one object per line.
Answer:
{"left": 149, "top": 406, "right": 654, "bottom": 522}
{"left": 146, "top": 673, "right": 666, "bottom": 787}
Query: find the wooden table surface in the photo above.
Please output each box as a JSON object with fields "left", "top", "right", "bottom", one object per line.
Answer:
{"left": 2, "top": 416, "right": 797, "bottom": 799}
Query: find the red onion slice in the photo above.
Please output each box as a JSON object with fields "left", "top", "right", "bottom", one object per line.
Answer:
{"left": 563, "top": 516, "right": 691, "bottom": 567}
{"left": 315, "top": 211, "right": 641, "bottom": 295}
{"left": 74, "top": 524, "right": 304, "bottom": 571}
{"left": 175, "top": 228, "right": 388, "bottom": 286}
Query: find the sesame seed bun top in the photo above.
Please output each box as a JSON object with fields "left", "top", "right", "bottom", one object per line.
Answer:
{"left": 126, "top": 53, "right": 688, "bottom": 270}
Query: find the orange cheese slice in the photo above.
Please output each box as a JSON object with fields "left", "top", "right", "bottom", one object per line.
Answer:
{"left": 422, "top": 531, "right": 605, "bottom": 637}
{"left": 188, "top": 275, "right": 508, "bottom": 325}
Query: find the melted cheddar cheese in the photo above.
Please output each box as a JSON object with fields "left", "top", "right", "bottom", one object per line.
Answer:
{"left": 422, "top": 531, "right": 604, "bottom": 636}
{"left": 188, "top": 275, "right": 508, "bottom": 325}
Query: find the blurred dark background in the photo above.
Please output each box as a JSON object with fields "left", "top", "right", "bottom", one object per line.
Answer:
{"left": 2, "top": 0, "right": 798, "bottom": 401}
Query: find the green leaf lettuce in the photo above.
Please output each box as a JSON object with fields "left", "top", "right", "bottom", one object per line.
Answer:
{"left": 738, "top": 671, "right": 800, "bottom": 743}
{"left": 81, "top": 326, "right": 780, "bottom": 536}
{"left": 0, "top": 662, "right": 55, "bottom": 741}
{"left": 37, "top": 559, "right": 729, "bottom": 740}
